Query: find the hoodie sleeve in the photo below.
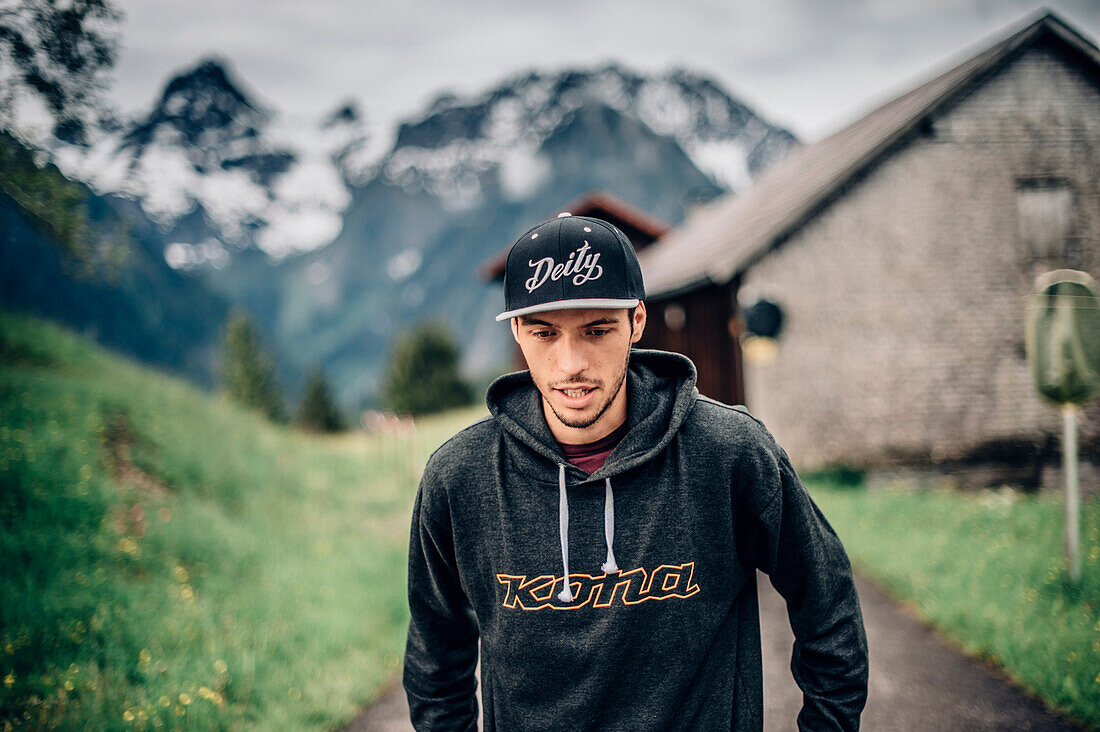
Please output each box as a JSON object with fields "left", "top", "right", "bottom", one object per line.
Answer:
{"left": 739, "top": 435, "right": 869, "bottom": 731}
{"left": 403, "top": 474, "right": 480, "bottom": 731}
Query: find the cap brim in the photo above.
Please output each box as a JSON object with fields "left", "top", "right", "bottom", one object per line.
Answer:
{"left": 496, "top": 298, "right": 640, "bottom": 322}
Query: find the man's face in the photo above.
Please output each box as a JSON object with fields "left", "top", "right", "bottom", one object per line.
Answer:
{"left": 512, "top": 305, "right": 646, "bottom": 442}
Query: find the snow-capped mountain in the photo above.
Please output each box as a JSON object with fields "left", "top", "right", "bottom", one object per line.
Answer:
{"left": 49, "top": 58, "right": 373, "bottom": 265}
{"left": 47, "top": 60, "right": 794, "bottom": 270}
{"left": 381, "top": 64, "right": 796, "bottom": 211}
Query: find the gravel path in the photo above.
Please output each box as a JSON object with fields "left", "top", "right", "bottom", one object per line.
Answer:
{"left": 344, "top": 571, "right": 1083, "bottom": 731}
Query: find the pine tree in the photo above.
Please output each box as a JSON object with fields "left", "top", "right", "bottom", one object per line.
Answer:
{"left": 0, "top": 132, "right": 90, "bottom": 260}
{"left": 221, "top": 310, "right": 285, "bottom": 422}
{"left": 296, "top": 365, "right": 344, "bottom": 432}
{"left": 383, "top": 321, "right": 472, "bottom": 417}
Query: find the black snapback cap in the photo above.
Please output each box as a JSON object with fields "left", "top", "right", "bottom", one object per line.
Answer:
{"left": 496, "top": 213, "right": 646, "bottom": 322}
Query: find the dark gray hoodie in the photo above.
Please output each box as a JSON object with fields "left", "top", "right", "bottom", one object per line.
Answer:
{"left": 404, "top": 350, "right": 868, "bottom": 730}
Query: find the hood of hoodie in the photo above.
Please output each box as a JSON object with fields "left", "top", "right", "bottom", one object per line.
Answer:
{"left": 485, "top": 349, "right": 698, "bottom": 485}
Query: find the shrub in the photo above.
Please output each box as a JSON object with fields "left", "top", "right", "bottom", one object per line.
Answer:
{"left": 383, "top": 321, "right": 472, "bottom": 416}
{"left": 296, "top": 365, "right": 344, "bottom": 432}
{"left": 220, "top": 310, "right": 285, "bottom": 422}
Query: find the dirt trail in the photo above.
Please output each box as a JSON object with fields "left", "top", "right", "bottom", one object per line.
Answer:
{"left": 344, "top": 571, "right": 1082, "bottom": 731}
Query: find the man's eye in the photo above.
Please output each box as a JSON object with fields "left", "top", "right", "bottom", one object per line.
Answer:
{"left": 533, "top": 330, "right": 554, "bottom": 339}
{"left": 588, "top": 329, "right": 611, "bottom": 337}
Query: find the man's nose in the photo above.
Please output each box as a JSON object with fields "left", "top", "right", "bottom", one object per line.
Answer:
{"left": 556, "top": 334, "right": 588, "bottom": 375}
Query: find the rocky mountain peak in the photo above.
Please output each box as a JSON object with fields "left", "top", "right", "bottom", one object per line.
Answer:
{"left": 122, "top": 57, "right": 270, "bottom": 155}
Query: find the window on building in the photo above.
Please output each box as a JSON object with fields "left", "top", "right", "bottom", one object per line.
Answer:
{"left": 1016, "top": 179, "right": 1082, "bottom": 266}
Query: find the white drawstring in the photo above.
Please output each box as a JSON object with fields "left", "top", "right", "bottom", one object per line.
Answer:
{"left": 557, "top": 464, "right": 574, "bottom": 602}
{"left": 556, "top": 467, "right": 621, "bottom": 603}
{"left": 602, "top": 478, "right": 619, "bottom": 573}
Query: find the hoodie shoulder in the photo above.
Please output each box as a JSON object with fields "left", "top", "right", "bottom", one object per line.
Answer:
{"left": 423, "top": 415, "right": 500, "bottom": 481}
{"left": 689, "top": 396, "right": 779, "bottom": 451}
{"left": 416, "top": 416, "right": 501, "bottom": 525}
{"left": 687, "top": 397, "right": 795, "bottom": 509}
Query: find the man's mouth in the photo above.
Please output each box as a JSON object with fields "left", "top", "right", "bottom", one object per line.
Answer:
{"left": 553, "top": 384, "right": 598, "bottom": 408}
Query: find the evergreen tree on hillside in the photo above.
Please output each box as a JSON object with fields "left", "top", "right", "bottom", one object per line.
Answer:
{"left": 383, "top": 322, "right": 472, "bottom": 417}
{"left": 0, "top": 131, "right": 93, "bottom": 261}
{"left": 296, "top": 365, "right": 344, "bottom": 433}
{"left": 221, "top": 310, "right": 285, "bottom": 422}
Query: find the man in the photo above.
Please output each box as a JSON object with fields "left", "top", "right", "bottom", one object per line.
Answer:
{"left": 404, "top": 213, "right": 869, "bottom": 730}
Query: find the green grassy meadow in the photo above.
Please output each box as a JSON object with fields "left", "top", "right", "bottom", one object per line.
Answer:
{"left": 0, "top": 309, "right": 484, "bottom": 730}
{"left": 809, "top": 480, "right": 1100, "bottom": 729}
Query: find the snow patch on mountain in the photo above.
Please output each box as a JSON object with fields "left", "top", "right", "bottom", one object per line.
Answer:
{"left": 689, "top": 139, "right": 752, "bottom": 191}
{"left": 387, "top": 249, "right": 422, "bottom": 281}
{"left": 165, "top": 239, "right": 229, "bottom": 270}
{"left": 499, "top": 144, "right": 551, "bottom": 201}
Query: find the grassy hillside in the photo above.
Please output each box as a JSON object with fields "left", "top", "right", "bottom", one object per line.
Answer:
{"left": 0, "top": 309, "right": 484, "bottom": 730}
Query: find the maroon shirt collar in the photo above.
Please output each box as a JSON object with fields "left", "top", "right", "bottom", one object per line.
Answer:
{"left": 558, "top": 421, "right": 629, "bottom": 474}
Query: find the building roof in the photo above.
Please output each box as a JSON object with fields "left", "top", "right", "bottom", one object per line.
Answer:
{"left": 639, "top": 10, "right": 1100, "bottom": 299}
{"left": 481, "top": 190, "right": 669, "bottom": 282}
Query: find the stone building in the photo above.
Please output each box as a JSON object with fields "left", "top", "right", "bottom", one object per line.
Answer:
{"left": 637, "top": 11, "right": 1100, "bottom": 489}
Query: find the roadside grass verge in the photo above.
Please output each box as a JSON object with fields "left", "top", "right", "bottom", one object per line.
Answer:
{"left": 808, "top": 479, "right": 1100, "bottom": 729}
{"left": 0, "top": 309, "right": 485, "bottom": 730}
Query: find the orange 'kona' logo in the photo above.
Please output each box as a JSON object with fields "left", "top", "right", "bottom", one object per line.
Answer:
{"left": 496, "top": 562, "right": 700, "bottom": 611}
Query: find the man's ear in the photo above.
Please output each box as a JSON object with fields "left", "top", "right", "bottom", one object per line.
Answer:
{"left": 630, "top": 302, "right": 647, "bottom": 344}
{"left": 510, "top": 317, "right": 520, "bottom": 344}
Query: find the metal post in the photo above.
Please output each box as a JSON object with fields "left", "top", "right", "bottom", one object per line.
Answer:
{"left": 1063, "top": 404, "right": 1081, "bottom": 583}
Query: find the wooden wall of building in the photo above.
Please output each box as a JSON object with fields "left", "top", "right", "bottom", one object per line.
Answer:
{"left": 637, "top": 282, "right": 744, "bottom": 406}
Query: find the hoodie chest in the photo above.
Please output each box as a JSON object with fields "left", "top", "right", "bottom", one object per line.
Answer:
{"left": 451, "top": 454, "right": 745, "bottom": 624}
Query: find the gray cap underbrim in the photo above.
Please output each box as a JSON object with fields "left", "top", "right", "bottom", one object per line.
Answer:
{"left": 495, "top": 298, "right": 641, "bottom": 322}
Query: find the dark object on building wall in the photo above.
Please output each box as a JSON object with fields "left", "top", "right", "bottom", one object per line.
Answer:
{"left": 744, "top": 298, "right": 784, "bottom": 339}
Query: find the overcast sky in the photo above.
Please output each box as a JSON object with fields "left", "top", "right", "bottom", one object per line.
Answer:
{"left": 107, "top": 0, "right": 1100, "bottom": 143}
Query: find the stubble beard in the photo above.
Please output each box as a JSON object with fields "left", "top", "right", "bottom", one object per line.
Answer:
{"left": 543, "top": 349, "right": 631, "bottom": 431}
